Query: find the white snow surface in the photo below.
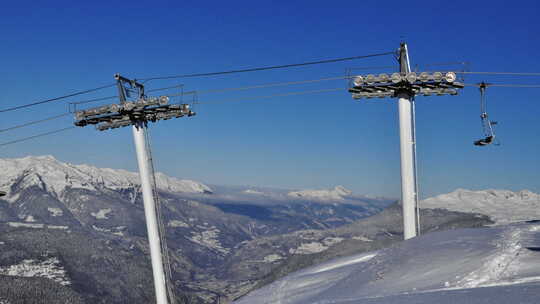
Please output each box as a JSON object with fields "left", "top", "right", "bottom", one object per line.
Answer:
{"left": 0, "top": 257, "right": 71, "bottom": 286}
{"left": 47, "top": 207, "right": 63, "bottom": 217}
{"left": 168, "top": 220, "right": 189, "bottom": 228}
{"left": 422, "top": 188, "right": 540, "bottom": 224}
{"left": 288, "top": 186, "right": 352, "bottom": 201}
{"left": 243, "top": 189, "right": 265, "bottom": 195}
{"left": 0, "top": 155, "right": 212, "bottom": 199}
{"left": 188, "top": 226, "right": 229, "bottom": 255}
{"left": 91, "top": 208, "right": 112, "bottom": 219}
{"left": 289, "top": 237, "right": 345, "bottom": 255}
{"left": 263, "top": 254, "right": 284, "bottom": 263}
{"left": 234, "top": 223, "right": 540, "bottom": 304}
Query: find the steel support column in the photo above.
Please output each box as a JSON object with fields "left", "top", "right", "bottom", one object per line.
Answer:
{"left": 132, "top": 121, "right": 168, "bottom": 304}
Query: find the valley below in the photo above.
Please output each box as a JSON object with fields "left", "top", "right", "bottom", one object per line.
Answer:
{"left": 0, "top": 156, "right": 536, "bottom": 303}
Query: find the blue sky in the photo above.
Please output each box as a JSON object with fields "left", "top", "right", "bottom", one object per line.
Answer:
{"left": 0, "top": 0, "right": 538, "bottom": 198}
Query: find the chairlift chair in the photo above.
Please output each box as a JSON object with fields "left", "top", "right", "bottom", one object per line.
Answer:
{"left": 474, "top": 82, "right": 499, "bottom": 146}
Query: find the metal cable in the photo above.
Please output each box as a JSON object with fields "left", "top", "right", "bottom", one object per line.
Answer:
{"left": 161, "top": 76, "right": 351, "bottom": 100}
{"left": 0, "top": 87, "right": 345, "bottom": 145}
{"left": 0, "top": 113, "right": 71, "bottom": 133}
{"left": 139, "top": 51, "right": 395, "bottom": 81}
{"left": 347, "top": 65, "right": 396, "bottom": 71}
{"left": 196, "top": 87, "right": 344, "bottom": 104}
{"left": 0, "top": 126, "right": 76, "bottom": 147}
{"left": 196, "top": 76, "right": 349, "bottom": 94}
{"left": 460, "top": 72, "right": 540, "bottom": 76}
{"left": 0, "top": 83, "right": 116, "bottom": 113}
{"left": 464, "top": 83, "right": 540, "bottom": 88}
{"left": 147, "top": 84, "right": 184, "bottom": 93}
{"left": 69, "top": 85, "right": 184, "bottom": 107}
{"left": 166, "top": 91, "right": 197, "bottom": 98}
{"left": 69, "top": 95, "right": 117, "bottom": 105}
{"left": 66, "top": 76, "right": 351, "bottom": 112}
{"left": 419, "top": 61, "right": 469, "bottom": 68}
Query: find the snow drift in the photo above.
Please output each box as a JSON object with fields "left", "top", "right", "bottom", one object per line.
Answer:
{"left": 235, "top": 222, "right": 540, "bottom": 304}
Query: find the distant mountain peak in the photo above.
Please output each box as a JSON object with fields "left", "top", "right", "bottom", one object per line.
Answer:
{"left": 287, "top": 185, "right": 353, "bottom": 201}
{"left": 0, "top": 155, "right": 212, "bottom": 200}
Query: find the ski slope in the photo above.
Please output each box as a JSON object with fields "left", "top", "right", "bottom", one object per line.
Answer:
{"left": 234, "top": 222, "right": 540, "bottom": 304}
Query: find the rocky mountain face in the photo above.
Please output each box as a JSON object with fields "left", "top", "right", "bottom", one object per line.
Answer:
{"left": 0, "top": 155, "right": 393, "bottom": 304}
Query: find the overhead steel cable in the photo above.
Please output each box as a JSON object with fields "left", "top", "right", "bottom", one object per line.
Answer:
{"left": 459, "top": 72, "right": 540, "bottom": 76}
{"left": 159, "top": 76, "right": 351, "bottom": 100}
{"left": 194, "top": 75, "right": 349, "bottom": 95}
{"left": 69, "top": 95, "right": 117, "bottom": 105}
{"left": 68, "top": 85, "right": 185, "bottom": 107}
{"left": 464, "top": 83, "right": 540, "bottom": 88}
{"left": 418, "top": 61, "right": 469, "bottom": 68}
{"left": 147, "top": 84, "right": 184, "bottom": 93}
{"left": 139, "top": 51, "right": 395, "bottom": 81}
{"left": 0, "top": 126, "right": 76, "bottom": 147}
{"left": 196, "top": 87, "right": 344, "bottom": 104}
{"left": 0, "top": 113, "right": 71, "bottom": 133}
{"left": 348, "top": 65, "right": 396, "bottom": 71}
{"left": 0, "top": 83, "right": 116, "bottom": 113}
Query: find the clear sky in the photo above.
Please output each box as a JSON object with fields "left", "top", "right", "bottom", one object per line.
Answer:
{"left": 0, "top": 0, "right": 539, "bottom": 198}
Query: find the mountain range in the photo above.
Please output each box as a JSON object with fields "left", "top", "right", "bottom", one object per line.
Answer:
{"left": 0, "top": 155, "right": 391, "bottom": 303}
{"left": 0, "top": 155, "right": 536, "bottom": 303}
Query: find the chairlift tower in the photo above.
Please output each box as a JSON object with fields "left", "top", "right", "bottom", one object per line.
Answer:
{"left": 349, "top": 43, "right": 464, "bottom": 240}
{"left": 74, "top": 74, "right": 196, "bottom": 304}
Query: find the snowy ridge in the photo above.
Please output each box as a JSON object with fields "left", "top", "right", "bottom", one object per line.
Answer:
{"left": 288, "top": 186, "right": 352, "bottom": 201}
{"left": 422, "top": 188, "right": 540, "bottom": 224}
{"left": 235, "top": 223, "right": 540, "bottom": 304}
{"left": 0, "top": 155, "right": 212, "bottom": 199}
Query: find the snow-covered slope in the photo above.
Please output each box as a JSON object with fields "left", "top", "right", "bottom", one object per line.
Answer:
{"left": 0, "top": 155, "right": 212, "bottom": 200}
{"left": 422, "top": 189, "right": 540, "bottom": 224}
{"left": 288, "top": 186, "right": 353, "bottom": 201}
{"left": 234, "top": 223, "right": 540, "bottom": 304}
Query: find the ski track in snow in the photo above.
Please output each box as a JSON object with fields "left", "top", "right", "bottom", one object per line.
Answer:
{"left": 309, "top": 253, "right": 376, "bottom": 274}
{"left": 454, "top": 227, "right": 523, "bottom": 289}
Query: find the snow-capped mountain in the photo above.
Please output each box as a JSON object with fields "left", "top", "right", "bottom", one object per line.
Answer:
{"left": 0, "top": 155, "right": 500, "bottom": 303}
{"left": 288, "top": 186, "right": 353, "bottom": 201}
{"left": 0, "top": 155, "right": 396, "bottom": 303}
{"left": 422, "top": 189, "right": 540, "bottom": 224}
{"left": 235, "top": 222, "right": 540, "bottom": 304}
{"left": 0, "top": 155, "right": 212, "bottom": 201}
